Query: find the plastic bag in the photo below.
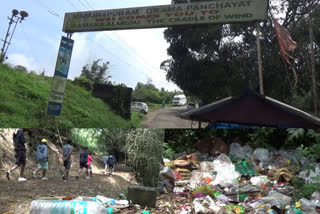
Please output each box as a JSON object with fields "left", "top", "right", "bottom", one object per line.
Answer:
{"left": 230, "top": 143, "right": 243, "bottom": 159}
{"left": 250, "top": 176, "right": 269, "bottom": 186}
{"left": 160, "top": 166, "right": 175, "bottom": 179}
{"left": 230, "top": 143, "right": 253, "bottom": 160}
{"left": 253, "top": 148, "right": 269, "bottom": 162}
{"left": 298, "top": 164, "right": 320, "bottom": 183}
{"left": 190, "top": 170, "right": 203, "bottom": 183}
{"left": 194, "top": 196, "right": 224, "bottom": 214}
{"left": 211, "top": 154, "right": 240, "bottom": 187}
{"left": 200, "top": 161, "right": 214, "bottom": 172}
{"left": 259, "top": 190, "right": 292, "bottom": 207}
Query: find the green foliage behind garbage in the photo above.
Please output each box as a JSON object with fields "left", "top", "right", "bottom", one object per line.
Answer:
{"left": 165, "top": 129, "right": 320, "bottom": 162}
{"left": 162, "top": 143, "right": 175, "bottom": 160}
{"left": 291, "top": 177, "right": 320, "bottom": 201}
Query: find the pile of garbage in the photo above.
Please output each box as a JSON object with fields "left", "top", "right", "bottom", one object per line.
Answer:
{"left": 159, "top": 141, "right": 320, "bottom": 214}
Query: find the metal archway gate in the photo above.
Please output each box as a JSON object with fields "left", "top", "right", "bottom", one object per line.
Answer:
{"left": 47, "top": 0, "right": 267, "bottom": 116}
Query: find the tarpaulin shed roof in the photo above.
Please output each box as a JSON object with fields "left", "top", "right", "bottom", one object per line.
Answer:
{"left": 180, "top": 90, "right": 320, "bottom": 128}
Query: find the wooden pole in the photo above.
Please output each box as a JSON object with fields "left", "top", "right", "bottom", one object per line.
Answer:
{"left": 256, "top": 22, "right": 264, "bottom": 95}
{"left": 309, "top": 8, "right": 318, "bottom": 116}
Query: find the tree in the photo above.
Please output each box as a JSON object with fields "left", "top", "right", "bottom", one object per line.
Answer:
{"left": 161, "top": 0, "right": 320, "bottom": 109}
{"left": 132, "top": 81, "right": 181, "bottom": 104}
{"left": 80, "top": 59, "right": 111, "bottom": 84}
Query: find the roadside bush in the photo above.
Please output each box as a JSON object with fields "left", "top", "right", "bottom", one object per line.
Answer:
{"left": 73, "top": 76, "right": 93, "bottom": 91}
{"left": 162, "top": 143, "right": 175, "bottom": 160}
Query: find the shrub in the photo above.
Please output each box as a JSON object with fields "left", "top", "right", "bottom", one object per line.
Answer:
{"left": 73, "top": 76, "right": 93, "bottom": 91}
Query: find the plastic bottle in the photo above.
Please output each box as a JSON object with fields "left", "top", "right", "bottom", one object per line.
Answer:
{"left": 30, "top": 200, "right": 109, "bottom": 214}
{"left": 299, "top": 198, "right": 317, "bottom": 213}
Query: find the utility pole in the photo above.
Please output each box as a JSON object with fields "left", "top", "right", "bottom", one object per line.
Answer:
{"left": 0, "top": 9, "right": 28, "bottom": 64}
{"left": 256, "top": 22, "right": 264, "bottom": 95}
{"left": 309, "top": 7, "right": 318, "bottom": 116}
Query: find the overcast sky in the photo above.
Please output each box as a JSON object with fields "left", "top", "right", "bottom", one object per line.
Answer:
{"left": 1, "top": 0, "right": 181, "bottom": 91}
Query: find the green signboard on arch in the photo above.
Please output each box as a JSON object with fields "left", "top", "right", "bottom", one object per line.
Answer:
{"left": 63, "top": 0, "right": 267, "bottom": 33}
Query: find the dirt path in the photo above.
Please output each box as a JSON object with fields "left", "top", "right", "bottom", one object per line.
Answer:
{"left": 0, "top": 164, "right": 136, "bottom": 214}
{"left": 142, "top": 106, "right": 196, "bottom": 128}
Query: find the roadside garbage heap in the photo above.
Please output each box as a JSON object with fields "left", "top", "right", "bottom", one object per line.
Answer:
{"left": 160, "top": 142, "right": 320, "bottom": 214}
{"left": 29, "top": 195, "right": 130, "bottom": 214}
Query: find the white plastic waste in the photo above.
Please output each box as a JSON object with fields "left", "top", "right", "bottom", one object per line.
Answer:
{"left": 194, "top": 195, "right": 224, "bottom": 214}
{"left": 299, "top": 198, "right": 317, "bottom": 214}
{"left": 96, "top": 195, "right": 116, "bottom": 205}
{"left": 230, "top": 143, "right": 243, "bottom": 159}
{"left": 230, "top": 143, "right": 253, "bottom": 160}
{"left": 200, "top": 161, "right": 214, "bottom": 172}
{"left": 311, "top": 191, "right": 320, "bottom": 200}
{"left": 298, "top": 164, "right": 320, "bottom": 183}
{"left": 253, "top": 148, "right": 269, "bottom": 163}
{"left": 160, "top": 166, "right": 175, "bottom": 179}
{"left": 259, "top": 190, "right": 292, "bottom": 207}
{"left": 311, "top": 191, "right": 320, "bottom": 207}
{"left": 190, "top": 170, "right": 203, "bottom": 183}
{"left": 163, "top": 158, "right": 171, "bottom": 163}
{"left": 211, "top": 154, "right": 240, "bottom": 187}
{"left": 250, "top": 176, "right": 269, "bottom": 186}
{"left": 173, "top": 187, "right": 185, "bottom": 193}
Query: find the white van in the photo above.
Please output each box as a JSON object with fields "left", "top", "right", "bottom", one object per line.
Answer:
{"left": 172, "top": 94, "right": 187, "bottom": 106}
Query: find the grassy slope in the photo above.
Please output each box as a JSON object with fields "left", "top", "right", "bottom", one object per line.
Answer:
{"left": 0, "top": 64, "right": 140, "bottom": 127}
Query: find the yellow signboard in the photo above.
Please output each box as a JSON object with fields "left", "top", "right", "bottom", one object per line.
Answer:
{"left": 63, "top": 0, "right": 267, "bottom": 32}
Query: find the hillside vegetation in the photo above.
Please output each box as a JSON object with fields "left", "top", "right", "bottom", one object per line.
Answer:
{"left": 0, "top": 64, "right": 142, "bottom": 127}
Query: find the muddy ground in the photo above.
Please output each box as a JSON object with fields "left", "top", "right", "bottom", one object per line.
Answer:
{"left": 0, "top": 164, "right": 136, "bottom": 214}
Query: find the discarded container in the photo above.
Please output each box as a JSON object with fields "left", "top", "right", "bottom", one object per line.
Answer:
{"left": 298, "top": 198, "right": 317, "bottom": 213}
{"left": 30, "top": 200, "right": 108, "bottom": 214}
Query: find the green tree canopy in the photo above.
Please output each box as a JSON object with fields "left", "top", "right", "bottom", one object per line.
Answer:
{"left": 80, "top": 59, "right": 111, "bottom": 84}
{"left": 161, "top": 0, "right": 320, "bottom": 111}
{"left": 132, "top": 81, "right": 182, "bottom": 104}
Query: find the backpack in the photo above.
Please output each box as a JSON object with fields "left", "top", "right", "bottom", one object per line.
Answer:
{"left": 37, "top": 144, "right": 48, "bottom": 162}
{"left": 80, "top": 150, "right": 88, "bottom": 165}
{"left": 107, "top": 155, "right": 116, "bottom": 165}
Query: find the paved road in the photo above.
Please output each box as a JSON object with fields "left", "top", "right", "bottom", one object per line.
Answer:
{"left": 142, "top": 106, "right": 197, "bottom": 128}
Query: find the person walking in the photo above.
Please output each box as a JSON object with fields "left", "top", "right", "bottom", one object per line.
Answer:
{"left": 107, "top": 154, "right": 117, "bottom": 176}
{"left": 76, "top": 147, "right": 89, "bottom": 179}
{"left": 87, "top": 152, "right": 93, "bottom": 177}
{"left": 62, "top": 139, "right": 73, "bottom": 182}
{"left": 101, "top": 155, "right": 108, "bottom": 174}
{"left": 33, "top": 139, "right": 49, "bottom": 180}
{"left": 6, "top": 129, "right": 28, "bottom": 181}
{"left": 33, "top": 139, "right": 48, "bottom": 180}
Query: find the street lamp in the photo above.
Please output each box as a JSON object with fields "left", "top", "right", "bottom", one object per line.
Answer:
{"left": 0, "top": 9, "right": 29, "bottom": 63}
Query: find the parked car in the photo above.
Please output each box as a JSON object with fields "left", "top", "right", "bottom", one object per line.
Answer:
{"left": 131, "top": 102, "right": 148, "bottom": 114}
{"left": 187, "top": 102, "right": 196, "bottom": 110}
